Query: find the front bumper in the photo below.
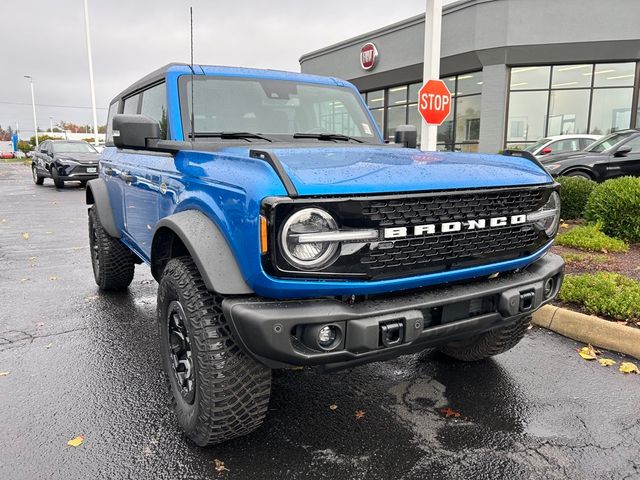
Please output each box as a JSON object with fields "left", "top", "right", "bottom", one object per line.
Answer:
{"left": 54, "top": 163, "right": 99, "bottom": 180}
{"left": 223, "top": 253, "right": 564, "bottom": 371}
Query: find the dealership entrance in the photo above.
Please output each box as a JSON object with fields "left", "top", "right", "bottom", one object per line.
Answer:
{"left": 300, "top": 0, "right": 640, "bottom": 153}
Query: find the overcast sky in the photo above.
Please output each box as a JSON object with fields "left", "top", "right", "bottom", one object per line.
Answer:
{"left": 1, "top": 0, "right": 450, "bottom": 137}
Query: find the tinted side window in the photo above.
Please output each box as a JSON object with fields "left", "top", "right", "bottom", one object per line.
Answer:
{"left": 549, "top": 138, "right": 580, "bottom": 153}
{"left": 580, "top": 138, "right": 595, "bottom": 150}
{"left": 123, "top": 94, "right": 141, "bottom": 114}
{"left": 140, "top": 83, "right": 167, "bottom": 139}
{"left": 105, "top": 101, "right": 118, "bottom": 146}
{"left": 624, "top": 137, "right": 640, "bottom": 153}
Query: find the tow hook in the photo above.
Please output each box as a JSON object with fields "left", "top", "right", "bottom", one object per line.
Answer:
{"left": 380, "top": 320, "right": 404, "bottom": 347}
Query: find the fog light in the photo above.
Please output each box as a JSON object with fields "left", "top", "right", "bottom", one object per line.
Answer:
{"left": 318, "top": 325, "right": 337, "bottom": 347}
{"left": 543, "top": 277, "right": 555, "bottom": 298}
{"left": 301, "top": 323, "right": 343, "bottom": 351}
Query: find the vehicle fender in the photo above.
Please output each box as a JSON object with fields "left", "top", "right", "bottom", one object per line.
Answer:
{"left": 152, "top": 210, "right": 253, "bottom": 295}
{"left": 85, "top": 178, "right": 119, "bottom": 238}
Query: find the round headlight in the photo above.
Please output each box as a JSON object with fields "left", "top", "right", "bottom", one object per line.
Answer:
{"left": 280, "top": 208, "right": 339, "bottom": 270}
{"left": 530, "top": 191, "right": 560, "bottom": 237}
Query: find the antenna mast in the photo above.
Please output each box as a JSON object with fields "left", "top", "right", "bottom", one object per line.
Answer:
{"left": 190, "top": 6, "right": 195, "bottom": 144}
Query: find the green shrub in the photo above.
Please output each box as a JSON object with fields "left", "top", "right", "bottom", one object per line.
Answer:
{"left": 556, "top": 176, "right": 595, "bottom": 219}
{"left": 559, "top": 252, "right": 608, "bottom": 264}
{"left": 559, "top": 272, "right": 640, "bottom": 321}
{"left": 555, "top": 223, "right": 628, "bottom": 252}
{"left": 584, "top": 176, "right": 640, "bottom": 243}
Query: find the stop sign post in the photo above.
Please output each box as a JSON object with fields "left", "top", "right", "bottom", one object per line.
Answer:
{"left": 418, "top": 80, "right": 452, "bottom": 126}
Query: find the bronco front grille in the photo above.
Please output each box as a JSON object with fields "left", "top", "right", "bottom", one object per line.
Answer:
{"left": 361, "top": 189, "right": 545, "bottom": 227}
{"left": 263, "top": 185, "right": 554, "bottom": 280}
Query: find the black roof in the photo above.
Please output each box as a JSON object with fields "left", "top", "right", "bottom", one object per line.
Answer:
{"left": 110, "top": 62, "right": 190, "bottom": 105}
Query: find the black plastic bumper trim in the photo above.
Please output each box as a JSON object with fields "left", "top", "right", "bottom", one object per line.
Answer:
{"left": 222, "top": 253, "right": 564, "bottom": 371}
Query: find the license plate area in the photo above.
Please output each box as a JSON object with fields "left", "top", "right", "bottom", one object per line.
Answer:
{"left": 86, "top": 167, "right": 97, "bottom": 173}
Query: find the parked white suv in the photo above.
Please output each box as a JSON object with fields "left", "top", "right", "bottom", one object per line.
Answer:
{"left": 524, "top": 135, "right": 600, "bottom": 158}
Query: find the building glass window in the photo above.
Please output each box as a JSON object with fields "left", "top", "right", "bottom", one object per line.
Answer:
{"left": 506, "top": 62, "right": 639, "bottom": 149}
{"left": 362, "top": 71, "right": 482, "bottom": 148}
{"left": 547, "top": 89, "right": 590, "bottom": 135}
{"left": 592, "top": 63, "right": 636, "bottom": 87}
{"left": 510, "top": 66, "right": 551, "bottom": 90}
{"left": 388, "top": 85, "right": 407, "bottom": 105}
{"left": 507, "top": 91, "right": 549, "bottom": 143}
{"left": 589, "top": 88, "right": 634, "bottom": 135}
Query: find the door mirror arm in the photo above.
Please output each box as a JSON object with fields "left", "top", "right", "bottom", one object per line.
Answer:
{"left": 614, "top": 145, "right": 632, "bottom": 157}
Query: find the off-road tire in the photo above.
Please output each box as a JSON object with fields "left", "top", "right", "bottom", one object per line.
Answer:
{"left": 32, "top": 165, "right": 44, "bottom": 185}
{"left": 88, "top": 205, "right": 135, "bottom": 290}
{"left": 158, "top": 257, "right": 271, "bottom": 446}
{"left": 439, "top": 315, "right": 531, "bottom": 361}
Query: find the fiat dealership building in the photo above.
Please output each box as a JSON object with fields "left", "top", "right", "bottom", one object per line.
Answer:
{"left": 299, "top": 0, "right": 640, "bottom": 153}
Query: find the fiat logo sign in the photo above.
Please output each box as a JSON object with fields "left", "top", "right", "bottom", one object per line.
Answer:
{"left": 360, "top": 43, "right": 378, "bottom": 71}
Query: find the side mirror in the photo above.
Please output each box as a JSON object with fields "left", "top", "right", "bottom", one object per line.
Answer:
{"left": 614, "top": 145, "right": 632, "bottom": 157}
{"left": 541, "top": 147, "right": 552, "bottom": 155}
{"left": 113, "top": 114, "right": 161, "bottom": 150}
{"left": 394, "top": 125, "right": 418, "bottom": 149}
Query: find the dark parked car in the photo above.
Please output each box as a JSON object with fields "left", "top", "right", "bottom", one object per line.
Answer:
{"left": 541, "top": 129, "right": 640, "bottom": 181}
{"left": 31, "top": 140, "right": 100, "bottom": 188}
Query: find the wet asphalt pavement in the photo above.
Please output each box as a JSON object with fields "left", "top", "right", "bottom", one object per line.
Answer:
{"left": 1, "top": 162, "right": 639, "bottom": 480}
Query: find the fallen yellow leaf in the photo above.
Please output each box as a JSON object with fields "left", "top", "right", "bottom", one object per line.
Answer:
{"left": 578, "top": 345, "right": 598, "bottom": 360}
{"left": 598, "top": 358, "right": 616, "bottom": 367}
{"left": 560, "top": 222, "right": 569, "bottom": 228}
{"left": 619, "top": 362, "right": 639, "bottom": 374}
{"left": 0, "top": 371, "right": 9, "bottom": 377}
{"left": 49, "top": 276, "right": 57, "bottom": 281}
{"left": 355, "top": 410, "right": 366, "bottom": 420}
{"left": 45, "top": 343, "right": 53, "bottom": 349}
{"left": 329, "top": 404, "right": 338, "bottom": 411}
{"left": 213, "top": 459, "right": 229, "bottom": 472}
{"left": 440, "top": 407, "right": 462, "bottom": 418}
{"left": 22, "top": 232, "right": 29, "bottom": 240}
{"left": 67, "top": 435, "right": 84, "bottom": 447}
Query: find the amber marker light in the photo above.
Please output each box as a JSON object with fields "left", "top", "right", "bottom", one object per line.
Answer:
{"left": 260, "top": 215, "right": 268, "bottom": 254}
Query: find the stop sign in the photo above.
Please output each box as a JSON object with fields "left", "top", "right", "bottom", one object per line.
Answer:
{"left": 418, "top": 80, "right": 452, "bottom": 126}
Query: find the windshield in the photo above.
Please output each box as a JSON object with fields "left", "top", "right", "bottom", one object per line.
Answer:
{"left": 180, "top": 77, "right": 380, "bottom": 143}
{"left": 584, "top": 131, "right": 634, "bottom": 153}
{"left": 524, "top": 138, "right": 550, "bottom": 153}
{"left": 52, "top": 142, "right": 97, "bottom": 154}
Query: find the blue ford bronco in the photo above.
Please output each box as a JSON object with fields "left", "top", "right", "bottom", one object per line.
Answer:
{"left": 86, "top": 63, "right": 564, "bottom": 446}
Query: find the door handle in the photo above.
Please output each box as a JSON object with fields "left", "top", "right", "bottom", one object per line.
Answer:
{"left": 120, "top": 172, "right": 136, "bottom": 184}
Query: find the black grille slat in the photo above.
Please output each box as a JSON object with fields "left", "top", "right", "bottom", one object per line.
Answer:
{"left": 359, "top": 225, "right": 541, "bottom": 276}
{"left": 361, "top": 189, "right": 544, "bottom": 227}
{"left": 356, "top": 188, "right": 548, "bottom": 279}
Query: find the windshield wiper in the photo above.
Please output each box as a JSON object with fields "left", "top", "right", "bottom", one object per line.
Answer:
{"left": 293, "top": 132, "right": 363, "bottom": 143}
{"left": 189, "top": 131, "right": 273, "bottom": 142}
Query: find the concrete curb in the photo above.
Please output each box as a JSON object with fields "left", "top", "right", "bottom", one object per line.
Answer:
{"left": 532, "top": 305, "right": 640, "bottom": 360}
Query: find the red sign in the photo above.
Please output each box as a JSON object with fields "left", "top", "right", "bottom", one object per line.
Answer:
{"left": 418, "top": 80, "right": 452, "bottom": 126}
{"left": 360, "top": 43, "right": 378, "bottom": 70}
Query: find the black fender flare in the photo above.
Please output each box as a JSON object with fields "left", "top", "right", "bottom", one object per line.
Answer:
{"left": 85, "top": 178, "right": 119, "bottom": 238}
{"left": 151, "top": 210, "right": 253, "bottom": 295}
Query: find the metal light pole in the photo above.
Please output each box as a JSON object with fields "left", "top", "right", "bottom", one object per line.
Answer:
{"left": 420, "top": 0, "right": 443, "bottom": 151}
{"left": 82, "top": 0, "right": 100, "bottom": 147}
{"left": 24, "top": 75, "right": 39, "bottom": 147}
{"left": 49, "top": 116, "right": 54, "bottom": 133}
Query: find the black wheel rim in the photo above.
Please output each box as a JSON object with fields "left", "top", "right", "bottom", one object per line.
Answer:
{"left": 89, "top": 219, "right": 100, "bottom": 276}
{"left": 166, "top": 300, "right": 196, "bottom": 403}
